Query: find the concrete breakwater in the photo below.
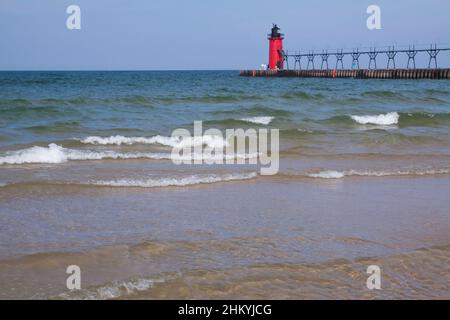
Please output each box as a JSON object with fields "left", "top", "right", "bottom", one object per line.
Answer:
{"left": 240, "top": 69, "right": 450, "bottom": 79}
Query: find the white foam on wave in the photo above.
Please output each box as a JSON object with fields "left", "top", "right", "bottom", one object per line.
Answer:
{"left": 306, "top": 168, "right": 450, "bottom": 179}
{"left": 90, "top": 172, "right": 258, "bottom": 188}
{"left": 0, "top": 144, "right": 257, "bottom": 165}
{"left": 307, "top": 170, "right": 345, "bottom": 179}
{"left": 58, "top": 277, "right": 170, "bottom": 300}
{"left": 0, "top": 143, "right": 68, "bottom": 164}
{"left": 80, "top": 135, "right": 228, "bottom": 148}
{"left": 240, "top": 116, "right": 274, "bottom": 125}
{"left": 0, "top": 143, "right": 161, "bottom": 164}
{"left": 350, "top": 112, "right": 399, "bottom": 125}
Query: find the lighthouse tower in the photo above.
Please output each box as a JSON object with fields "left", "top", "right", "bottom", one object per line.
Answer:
{"left": 268, "top": 24, "right": 284, "bottom": 70}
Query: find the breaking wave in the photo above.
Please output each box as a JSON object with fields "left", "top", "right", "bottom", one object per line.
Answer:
{"left": 0, "top": 144, "right": 258, "bottom": 165}
{"left": 324, "top": 112, "right": 450, "bottom": 127}
{"left": 305, "top": 168, "right": 450, "bottom": 179}
{"left": 0, "top": 144, "right": 160, "bottom": 164}
{"left": 57, "top": 275, "right": 178, "bottom": 300}
{"left": 89, "top": 172, "right": 258, "bottom": 188}
{"left": 350, "top": 112, "right": 400, "bottom": 126}
{"left": 239, "top": 116, "right": 274, "bottom": 125}
{"left": 307, "top": 171, "right": 345, "bottom": 179}
{"left": 79, "top": 135, "right": 228, "bottom": 148}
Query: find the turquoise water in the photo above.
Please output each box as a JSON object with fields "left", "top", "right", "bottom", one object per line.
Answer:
{"left": 2, "top": 71, "right": 450, "bottom": 185}
{"left": 1, "top": 71, "right": 450, "bottom": 151}
{"left": 1, "top": 71, "right": 450, "bottom": 299}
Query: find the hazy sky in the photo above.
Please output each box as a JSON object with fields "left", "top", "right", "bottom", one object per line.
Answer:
{"left": 1, "top": 0, "right": 449, "bottom": 70}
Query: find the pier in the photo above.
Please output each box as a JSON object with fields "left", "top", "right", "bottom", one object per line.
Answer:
{"left": 243, "top": 24, "right": 450, "bottom": 79}
{"left": 241, "top": 44, "right": 450, "bottom": 79}
{"left": 240, "top": 68, "right": 450, "bottom": 79}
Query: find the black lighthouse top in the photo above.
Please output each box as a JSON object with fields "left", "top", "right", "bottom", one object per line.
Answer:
{"left": 268, "top": 24, "right": 283, "bottom": 39}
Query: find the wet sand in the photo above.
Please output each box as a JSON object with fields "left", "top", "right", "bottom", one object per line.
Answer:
{"left": 1, "top": 175, "right": 449, "bottom": 299}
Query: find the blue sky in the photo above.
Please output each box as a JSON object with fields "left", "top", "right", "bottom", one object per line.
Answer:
{"left": 1, "top": 0, "right": 449, "bottom": 70}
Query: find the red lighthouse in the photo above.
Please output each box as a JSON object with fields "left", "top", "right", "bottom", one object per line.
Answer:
{"left": 268, "top": 24, "right": 284, "bottom": 70}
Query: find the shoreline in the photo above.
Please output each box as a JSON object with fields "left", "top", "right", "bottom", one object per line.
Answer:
{"left": 1, "top": 175, "right": 450, "bottom": 299}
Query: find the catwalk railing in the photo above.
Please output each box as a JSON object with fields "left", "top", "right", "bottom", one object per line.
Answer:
{"left": 282, "top": 45, "right": 450, "bottom": 70}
